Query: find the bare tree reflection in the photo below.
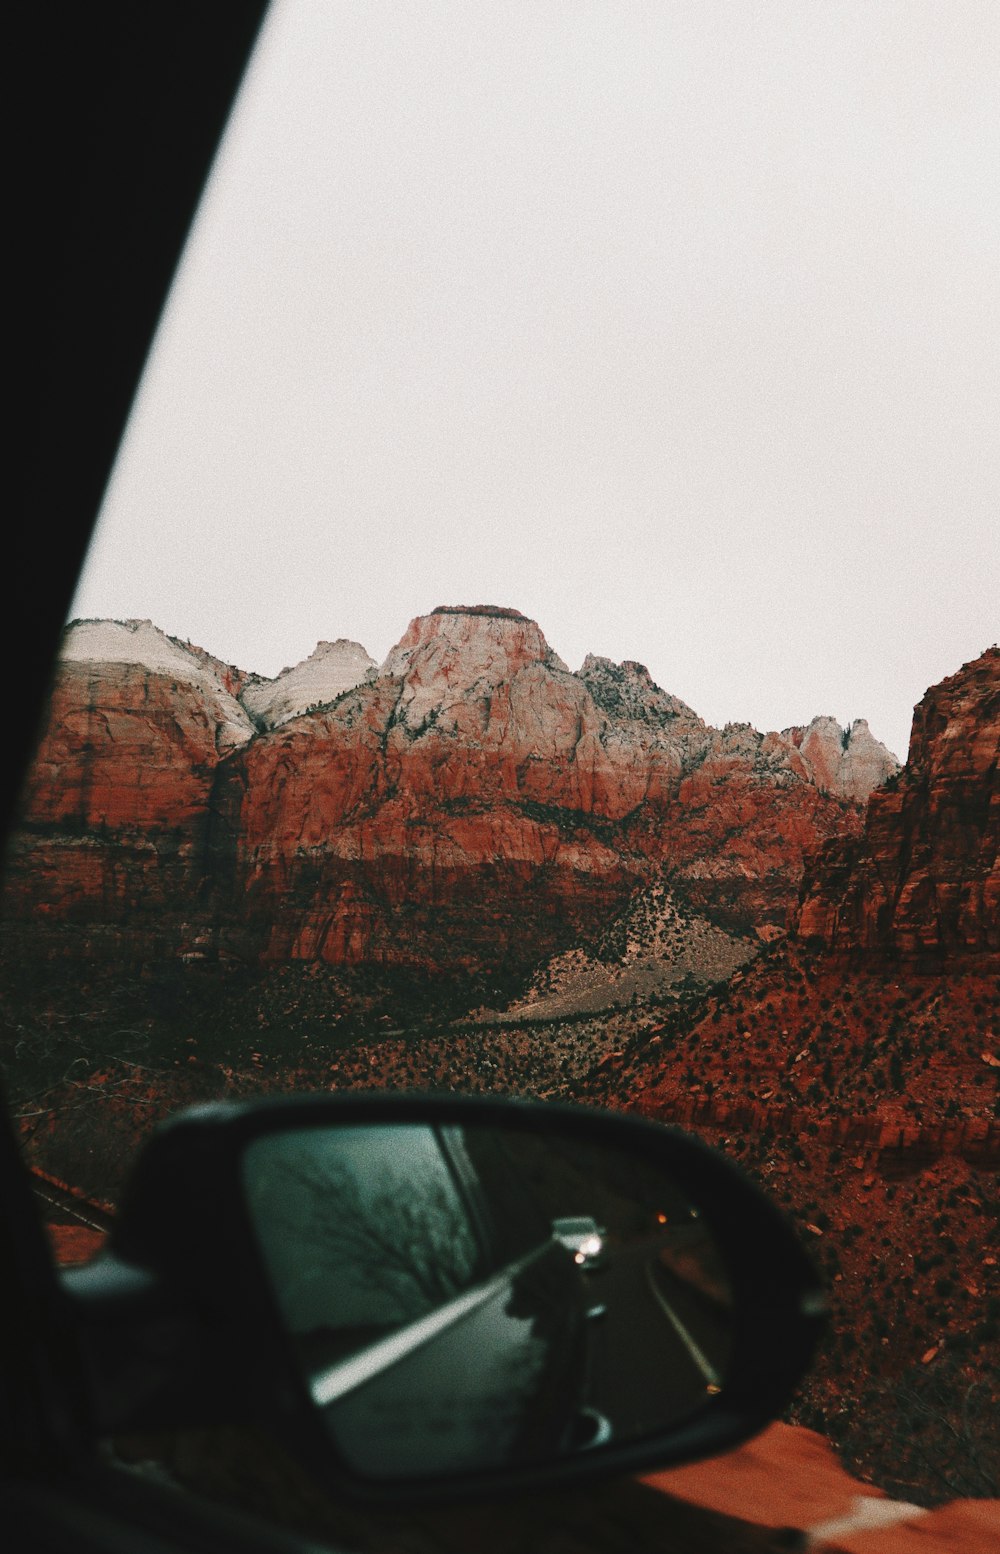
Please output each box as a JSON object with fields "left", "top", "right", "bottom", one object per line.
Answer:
{"left": 244, "top": 1126, "right": 485, "bottom": 1352}
{"left": 274, "top": 1155, "right": 480, "bottom": 1321}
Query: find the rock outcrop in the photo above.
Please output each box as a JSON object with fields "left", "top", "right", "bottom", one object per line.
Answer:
{"left": 795, "top": 647, "right": 999, "bottom": 961}
{"left": 616, "top": 647, "right": 999, "bottom": 1138}
{"left": 241, "top": 639, "right": 376, "bottom": 730}
{"left": 58, "top": 619, "right": 255, "bottom": 755}
{"left": 6, "top": 608, "right": 897, "bottom": 974}
{"left": 3, "top": 621, "right": 254, "bottom": 943}
{"left": 209, "top": 607, "right": 879, "bottom": 969}
{"left": 785, "top": 716, "right": 900, "bottom": 803}
{"left": 577, "top": 654, "right": 699, "bottom": 726}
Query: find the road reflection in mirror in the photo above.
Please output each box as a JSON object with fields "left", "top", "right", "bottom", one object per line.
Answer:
{"left": 243, "top": 1122, "right": 734, "bottom": 1479}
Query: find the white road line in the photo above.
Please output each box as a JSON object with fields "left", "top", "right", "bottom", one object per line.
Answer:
{"left": 643, "top": 1260, "right": 722, "bottom": 1388}
{"left": 310, "top": 1243, "right": 548, "bottom": 1407}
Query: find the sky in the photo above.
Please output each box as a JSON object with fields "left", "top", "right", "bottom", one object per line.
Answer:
{"left": 73, "top": 0, "right": 998, "bottom": 762}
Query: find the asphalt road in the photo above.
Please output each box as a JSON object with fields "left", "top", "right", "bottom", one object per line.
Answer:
{"left": 583, "top": 1233, "right": 732, "bottom": 1444}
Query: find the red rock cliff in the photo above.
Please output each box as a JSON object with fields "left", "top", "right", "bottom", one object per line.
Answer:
{"left": 208, "top": 608, "right": 884, "bottom": 969}
{"left": 795, "top": 647, "right": 999, "bottom": 962}
{"left": 7, "top": 609, "right": 897, "bottom": 973}
{"left": 3, "top": 620, "right": 253, "bottom": 950}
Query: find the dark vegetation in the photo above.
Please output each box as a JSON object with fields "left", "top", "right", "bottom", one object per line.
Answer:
{"left": 2, "top": 922, "right": 997, "bottom": 1509}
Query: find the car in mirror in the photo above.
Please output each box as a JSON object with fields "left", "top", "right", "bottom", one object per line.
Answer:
{"left": 551, "top": 1214, "right": 608, "bottom": 1271}
{"left": 61, "top": 1093, "right": 827, "bottom": 1505}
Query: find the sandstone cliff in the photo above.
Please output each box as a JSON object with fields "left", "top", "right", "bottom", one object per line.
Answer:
{"left": 3, "top": 621, "right": 254, "bottom": 943}
{"left": 785, "top": 716, "right": 900, "bottom": 803}
{"left": 6, "top": 608, "right": 897, "bottom": 974}
{"left": 209, "top": 606, "right": 889, "bottom": 969}
{"left": 581, "top": 649, "right": 998, "bottom": 1514}
{"left": 795, "top": 647, "right": 999, "bottom": 962}
{"left": 615, "top": 646, "right": 999, "bottom": 1129}
{"left": 240, "top": 639, "right": 376, "bottom": 730}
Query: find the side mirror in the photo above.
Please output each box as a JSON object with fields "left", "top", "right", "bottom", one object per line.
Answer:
{"left": 62, "top": 1094, "right": 826, "bottom": 1504}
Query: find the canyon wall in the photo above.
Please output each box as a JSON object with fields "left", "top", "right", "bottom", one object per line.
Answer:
{"left": 4, "top": 608, "right": 899, "bottom": 974}
{"left": 795, "top": 647, "right": 999, "bottom": 963}
{"left": 618, "top": 647, "right": 999, "bottom": 1131}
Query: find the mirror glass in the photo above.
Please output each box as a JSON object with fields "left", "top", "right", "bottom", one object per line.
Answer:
{"left": 242, "top": 1121, "right": 734, "bottom": 1479}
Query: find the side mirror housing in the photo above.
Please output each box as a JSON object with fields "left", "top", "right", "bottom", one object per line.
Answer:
{"left": 62, "top": 1094, "right": 826, "bottom": 1504}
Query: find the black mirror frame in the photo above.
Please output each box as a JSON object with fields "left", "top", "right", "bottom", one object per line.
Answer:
{"left": 63, "top": 1092, "right": 827, "bottom": 1506}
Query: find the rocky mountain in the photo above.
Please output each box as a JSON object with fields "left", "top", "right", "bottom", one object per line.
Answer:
{"left": 2, "top": 621, "right": 255, "bottom": 945}
{"left": 784, "top": 716, "right": 899, "bottom": 804}
{"left": 796, "top": 647, "right": 999, "bottom": 962}
{"left": 5, "top": 607, "right": 898, "bottom": 974}
{"left": 240, "top": 639, "right": 376, "bottom": 730}
{"left": 6, "top": 632, "right": 994, "bottom": 1512}
{"left": 58, "top": 618, "right": 254, "bottom": 752}
{"left": 582, "top": 648, "right": 999, "bottom": 1504}
{"left": 614, "top": 646, "right": 998, "bottom": 1132}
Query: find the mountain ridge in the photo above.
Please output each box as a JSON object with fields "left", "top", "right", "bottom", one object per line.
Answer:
{"left": 7, "top": 608, "right": 899, "bottom": 974}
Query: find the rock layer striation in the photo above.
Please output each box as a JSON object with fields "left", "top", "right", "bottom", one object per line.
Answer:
{"left": 6, "top": 609, "right": 899, "bottom": 973}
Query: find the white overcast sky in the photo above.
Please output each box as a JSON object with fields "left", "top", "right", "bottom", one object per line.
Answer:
{"left": 74, "top": 0, "right": 998, "bottom": 761}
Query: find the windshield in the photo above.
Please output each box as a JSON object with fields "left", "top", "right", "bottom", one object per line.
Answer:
{"left": 4, "top": 0, "right": 998, "bottom": 1528}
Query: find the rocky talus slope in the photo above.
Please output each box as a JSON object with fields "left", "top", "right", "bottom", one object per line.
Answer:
{"left": 4, "top": 607, "right": 897, "bottom": 976}
{"left": 491, "top": 878, "right": 754, "bottom": 1022}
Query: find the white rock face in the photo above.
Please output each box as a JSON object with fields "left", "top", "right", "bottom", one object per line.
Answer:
{"left": 377, "top": 607, "right": 573, "bottom": 735}
{"left": 786, "top": 715, "right": 899, "bottom": 803}
{"left": 62, "top": 619, "right": 255, "bottom": 749}
{"left": 63, "top": 618, "right": 207, "bottom": 679}
{"left": 241, "top": 640, "right": 376, "bottom": 729}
